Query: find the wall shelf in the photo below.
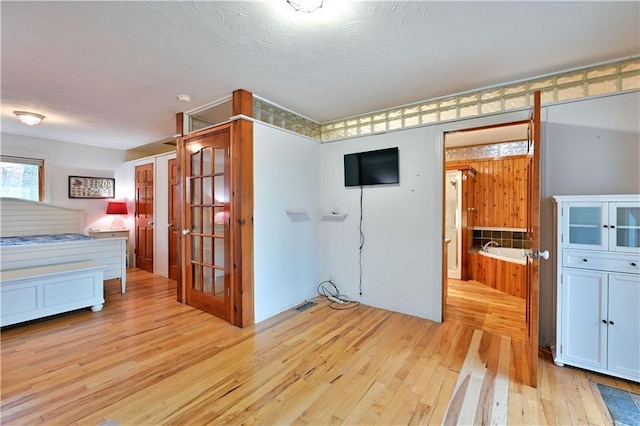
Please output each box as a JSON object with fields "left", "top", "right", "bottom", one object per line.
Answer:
{"left": 321, "top": 213, "right": 348, "bottom": 222}
{"left": 285, "top": 210, "right": 311, "bottom": 222}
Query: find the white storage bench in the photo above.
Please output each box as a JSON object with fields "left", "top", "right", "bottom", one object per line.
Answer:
{"left": 0, "top": 261, "right": 105, "bottom": 327}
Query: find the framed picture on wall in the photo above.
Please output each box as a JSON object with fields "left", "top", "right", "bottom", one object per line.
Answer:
{"left": 68, "top": 176, "right": 115, "bottom": 199}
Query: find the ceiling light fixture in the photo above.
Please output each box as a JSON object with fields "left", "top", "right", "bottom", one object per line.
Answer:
{"left": 14, "top": 111, "right": 45, "bottom": 126}
{"left": 177, "top": 94, "right": 192, "bottom": 102}
{"left": 287, "top": 0, "right": 323, "bottom": 13}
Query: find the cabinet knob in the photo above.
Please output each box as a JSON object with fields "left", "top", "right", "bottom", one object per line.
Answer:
{"left": 603, "top": 225, "right": 608, "bottom": 228}
{"left": 632, "top": 262, "right": 637, "bottom": 267}
{"left": 610, "top": 225, "right": 615, "bottom": 229}
{"left": 583, "top": 258, "right": 588, "bottom": 262}
{"left": 609, "top": 321, "right": 615, "bottom": 325}
{"left": 602, "top": 320, "right": 607, "bottom": 324}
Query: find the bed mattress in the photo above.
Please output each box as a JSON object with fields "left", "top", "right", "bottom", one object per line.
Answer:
{"left": 0, "top": 233, "right": 92, "bottom": 246}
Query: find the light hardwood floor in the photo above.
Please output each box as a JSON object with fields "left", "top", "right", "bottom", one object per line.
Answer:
{"left": 1, "top": 269, "right": 638, "bottom": 425}
{"left": 445, "top": 278, "right": 527, "bottom": 342}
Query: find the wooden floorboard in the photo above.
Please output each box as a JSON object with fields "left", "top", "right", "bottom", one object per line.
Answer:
{"left": 446, "top": 278, "right": 527, "bottom": 342}
{"left": 1, "top": 269, "right": 639, "bottom": 425}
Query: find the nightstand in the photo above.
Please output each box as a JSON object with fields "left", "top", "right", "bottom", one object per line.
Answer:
{"left": 88, "top": 229, "right": 129, "bottom": 240}
{"left": 88, "top": 229, "right": 130, "bottom": 267}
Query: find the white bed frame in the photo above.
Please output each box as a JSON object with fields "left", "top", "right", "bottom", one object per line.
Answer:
{"left": 0, "top": 197, "right": 127, "bottom": 292}
{"left": 0, "top": 261, "right": 105, "bottom": 327}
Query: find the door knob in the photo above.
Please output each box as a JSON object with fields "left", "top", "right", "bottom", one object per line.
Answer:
{"left": 182, "top": 229, "right": 191, "bottom": 235}
{"left": 148, "top": 221, "right": 154, "bottom": 226}
{"left": 525, "top": 249, "right": 549, "bottom": 260}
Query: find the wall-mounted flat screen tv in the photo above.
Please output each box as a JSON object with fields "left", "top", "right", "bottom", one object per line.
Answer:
{"left": 344, "top": 147, "right": 399, "bottom": 187}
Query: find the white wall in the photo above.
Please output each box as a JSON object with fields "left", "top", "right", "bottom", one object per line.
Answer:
{"left": 320, "top": 127, "right": 442, "bottom": 320}
{"left": 1, "top": 133, "right": 134, "bottom": 258}
{"left": 320, "top": 109, "right": 534, "bottom": 322}
{"left": 539, "top": 91, "right": 640, "bottom": 346}
{"left": 253, "top": 123, "right": 322, "bottom": 323}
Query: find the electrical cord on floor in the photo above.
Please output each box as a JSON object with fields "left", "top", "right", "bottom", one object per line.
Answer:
{"left": 317, "top": 280, "right": 360, "bottom": 310}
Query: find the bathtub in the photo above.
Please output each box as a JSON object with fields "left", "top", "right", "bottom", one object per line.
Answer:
{"left": 479, "top": 246, "right": 526, "bottom": 265}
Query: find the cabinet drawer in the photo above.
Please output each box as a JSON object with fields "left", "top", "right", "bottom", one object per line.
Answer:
{"left": 563, "top": 250, "right": 640, "bottom": 274}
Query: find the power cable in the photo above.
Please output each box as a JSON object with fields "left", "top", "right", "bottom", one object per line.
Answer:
{"left": 317, "top": 280, "right": 360, "bottom": 310}
{"left": 359, "top": 185, "right": 364, "bottom": 296}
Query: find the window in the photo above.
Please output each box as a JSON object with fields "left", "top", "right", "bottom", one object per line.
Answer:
{"left": 0, "top": 155, "right": 44, "bottom": 201}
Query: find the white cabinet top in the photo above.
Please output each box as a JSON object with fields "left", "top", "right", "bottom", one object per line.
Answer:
{"left": 553, "top": 194, "right": 640, "bottom": 203}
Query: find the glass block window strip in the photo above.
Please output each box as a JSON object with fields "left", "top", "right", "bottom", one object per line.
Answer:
{"left": 252, "top": 97, "right": 321, "bottom": 140}
{"left": 321, "top": 57, "right": 639, "bottom": 142}
{"left": 445, "top": 141, "right": 529, "bottom": 162}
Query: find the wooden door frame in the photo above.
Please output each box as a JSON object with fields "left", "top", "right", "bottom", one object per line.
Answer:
{"left": 175, "top": 89, "right": 254, "bottom": 328}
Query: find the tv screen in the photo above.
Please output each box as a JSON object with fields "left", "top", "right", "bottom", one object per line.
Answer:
{"left": 344, "top": 147, "right": 399, "bottom": 187}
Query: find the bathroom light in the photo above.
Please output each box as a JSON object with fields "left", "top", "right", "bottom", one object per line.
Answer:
{"left": 287, "top": 0, "right": 323, "bottom": 13}
{"left": 14, "top": 111, "right": 45, "bottom": 126}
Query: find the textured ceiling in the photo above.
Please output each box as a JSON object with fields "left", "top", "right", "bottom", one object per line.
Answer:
{"left": 2, "top": 1, "right": 639, "bottom": 150}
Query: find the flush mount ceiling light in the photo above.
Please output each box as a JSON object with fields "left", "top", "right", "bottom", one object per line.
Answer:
{"left": 14, "top": 111, "right": 45, "bottom": 126}
{"left": 287, "top": 0, "right": 323, "bottom": 13}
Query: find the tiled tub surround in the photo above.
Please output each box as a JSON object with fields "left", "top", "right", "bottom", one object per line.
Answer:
{"left": 471, "top": 228, "right": 531, "bottom": 250}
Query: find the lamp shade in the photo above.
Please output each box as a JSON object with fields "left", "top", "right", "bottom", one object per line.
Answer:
{"left": 106, "top": 202, "right": 128, "bottom": 215}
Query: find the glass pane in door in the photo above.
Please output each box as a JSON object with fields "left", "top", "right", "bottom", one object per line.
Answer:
{"left": 568, "top": 206, "right": 601, "bottom": 245}
{"left": 569, "top": 207, "right": 600, "bottom": 225}
{"left": 203, "top": 266, "right": 213, "bottom": 294}
{"left": 203, "top": 147, "right": 213, "bottom": 175}
{"left": 214, "top": 269, "right": 225, "bottom": 298}
{"left": 616, "top": 207, "right": 640, "bottom": 248}
{"left": 617, "top": 207, "right": 640, "bottom": 227}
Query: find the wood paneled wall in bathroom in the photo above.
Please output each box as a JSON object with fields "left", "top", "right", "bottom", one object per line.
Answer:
{"left": 447, "top": 155, "right": 529, "bottom": 229}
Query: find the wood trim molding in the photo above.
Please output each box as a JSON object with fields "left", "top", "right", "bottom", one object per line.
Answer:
{"left": 175, "top": 112, "right": 184, "bottom": 136}
{"left": 233, "top": 89, "right": 253, "bottom": 117}
{"left": 175, "top": 136, "right": 185, "bottom": 303}
{"left": 231, "top": 118, "right": 254, "bottom": 327}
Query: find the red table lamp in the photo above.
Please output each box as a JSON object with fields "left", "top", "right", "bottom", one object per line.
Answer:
{"left": 106, "top": 201, "right": 128, "bottom": 229}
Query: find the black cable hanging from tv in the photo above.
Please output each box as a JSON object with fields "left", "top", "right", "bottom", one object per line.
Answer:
{"left": 359, "top": 185, "right": 364, "bottom": 296}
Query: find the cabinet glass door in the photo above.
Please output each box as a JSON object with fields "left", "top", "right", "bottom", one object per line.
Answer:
{"left": 565, "top": 202, "right": 607, "bottom": 250}
{"left": 610, "top": 202, "right": 640, "bottom": 253}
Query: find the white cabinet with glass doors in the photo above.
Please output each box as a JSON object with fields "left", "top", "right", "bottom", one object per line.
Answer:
{"left": 562, "top": 197, "right": 640, "bottom": 253}
{"left": 553, "top": 194, "right": 640, "bottom": 383}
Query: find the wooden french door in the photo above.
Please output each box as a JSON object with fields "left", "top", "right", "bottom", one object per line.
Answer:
{"left": 183, "top": 126, "right": 231, "bottom": 321}
{"left": 135, "top": 163, "right": 154, "bottom": 272}
{"left": 168, "top": 158, "right": 179, "bottom": 280}
{"left": 525, "top": 90, "right": 543, "bottom": 387}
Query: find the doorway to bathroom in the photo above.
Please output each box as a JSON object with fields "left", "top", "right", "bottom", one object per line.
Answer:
{"left": 443, "top": 121, "right": 531, "bottom": 341}
{"left": 442, "top": 91, "right": 543, "bottom": 388}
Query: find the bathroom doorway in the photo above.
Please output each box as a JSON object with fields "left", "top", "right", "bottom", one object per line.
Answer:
{"left": 443, "top": 121, "right": 530, "bottom": 342}
{"left": 442, "top": 91, "right": 543, "bottom": 387}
